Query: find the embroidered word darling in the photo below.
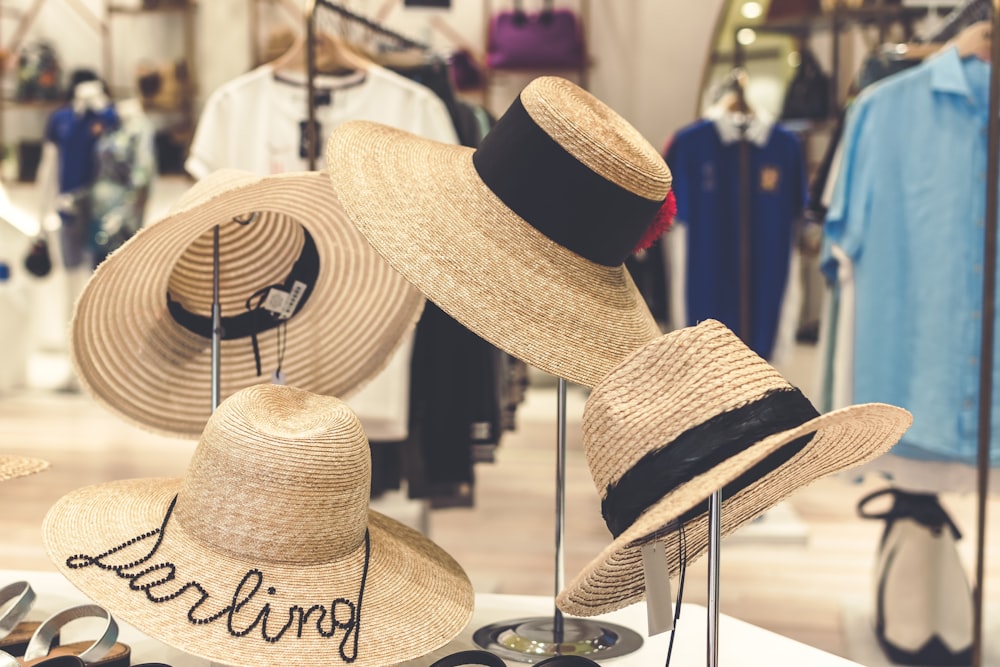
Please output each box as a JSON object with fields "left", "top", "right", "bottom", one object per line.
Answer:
{"left": 66, "top": 496, "right": 369, "bottom": 663}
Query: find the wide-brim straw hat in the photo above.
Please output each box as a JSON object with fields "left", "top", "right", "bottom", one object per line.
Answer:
{"left": 71, "top": 169, "right": 424, "bottom": 439}
{"left": 557, "top": 320, "right": 912, "bottom": 617}
{"left": 0, "top": 455, "right": 48, "bottom": 482}
{"left": 326, "top": 76, "right": 674, "bottom": 388}
{"left": 42, "top": 384, "right": 474, "bottom": 667}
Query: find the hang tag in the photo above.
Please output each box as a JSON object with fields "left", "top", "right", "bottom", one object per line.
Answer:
{"left": 261, "top": 281, "right": 307, "bottom": 320}
{"left": 262, "top": 288, "right": 290, "bottom": 315}
{"left": 642, "top": 541, "right": 674, "bottom": 636}
{"left": 299, "top": 119, "right": 323, "bottom": 159}
{"left": 271, "top": 370, "right": 286, "bottom": 385}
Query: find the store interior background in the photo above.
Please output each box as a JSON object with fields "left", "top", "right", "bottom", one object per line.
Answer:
{"left": 0, "top": 0, "right": 998, "bottom": 665}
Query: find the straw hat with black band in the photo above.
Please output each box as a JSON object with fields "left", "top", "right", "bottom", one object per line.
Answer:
{"left": 70, "top": 169, "right": 425, "bottom": 439}
{"left": 325, "top": 76, "right": 676, "bottom": 389}
{"left": 556, "top": 319, "right": 912, "bottom": 617}
{"left": 42, "top": 384, "right": 474, "bottom": 667}
{"left": 0, "top": 455, "right": 48, "bottom": 482}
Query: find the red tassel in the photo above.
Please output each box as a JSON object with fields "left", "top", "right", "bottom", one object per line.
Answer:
{"left": 633, "top": 190, "right": 677, "bottom": 254}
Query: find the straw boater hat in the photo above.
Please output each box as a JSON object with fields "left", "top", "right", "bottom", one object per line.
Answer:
{"left": 0, "top": 455, "right": 48, "bottom": 482}
{"left": 556, "top": 320, "right": 912, "bottom": 617}
{"left": 71, "top": 169, "right": 424, "bottom": 439}
{"left": 42, "top": 384, "right": 474, "bottom": 667}
{"left": 325, "top": 76, "right": 676, "bottom": 388}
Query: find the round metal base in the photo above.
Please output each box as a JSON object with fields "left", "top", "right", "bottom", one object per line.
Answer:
{"left": 473, "top": 616, "right": 643, "bottom": 663}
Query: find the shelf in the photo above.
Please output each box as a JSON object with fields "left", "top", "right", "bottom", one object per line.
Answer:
{"left": 107, "top": 2, "right": 194, "bottom": 14}
{"left": 741, "top": 5, "right": 940, "bottom": 35}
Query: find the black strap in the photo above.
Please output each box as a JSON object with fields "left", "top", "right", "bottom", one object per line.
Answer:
{"left": 857, "top": 488, "right": 962, "bottom": 540}
{"left": 429, "top": 650, "right": 507, "bottom": 667}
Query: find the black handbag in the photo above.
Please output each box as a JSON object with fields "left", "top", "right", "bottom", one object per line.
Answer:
{"left": 23, "top": 238, "right": 52, "bottom": 278}
{"left": 780, "top": 48, "right": 831, "bottom": 120}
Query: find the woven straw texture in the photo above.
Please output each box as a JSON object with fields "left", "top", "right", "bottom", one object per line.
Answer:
{"left": 0, "top": 455, "right": 48, "bottom": 482}
{"left": 557, "top": 320, "right": 912, "bottom": 617}
{"left": 42, "top": 385, "right": 474, "bottom": 667}
{"left": 70, "top": 170, "right": 424, "bottom": 439}
{"left": 325, "top": 77, "right": 668, "bottom": 388}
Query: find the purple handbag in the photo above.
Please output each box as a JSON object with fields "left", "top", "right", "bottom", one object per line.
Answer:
{"left": 486, "top": 0, "right": 586, "bottom": 70}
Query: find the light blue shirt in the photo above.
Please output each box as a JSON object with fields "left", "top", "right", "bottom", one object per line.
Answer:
{"left": 823, "top": 47, "right": 999, "bottom": 466}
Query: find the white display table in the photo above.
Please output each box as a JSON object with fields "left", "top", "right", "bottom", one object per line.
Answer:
{"left": 3, "top": 569, "right": 862, "bottom": 666}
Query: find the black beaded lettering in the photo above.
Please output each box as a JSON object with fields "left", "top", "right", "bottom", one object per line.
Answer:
{"left": 65, "top": 495, "right": 369, "bottom": 662}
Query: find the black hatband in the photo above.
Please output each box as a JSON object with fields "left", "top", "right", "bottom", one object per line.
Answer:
{"left": 601, "top": 388, "right": 820, "bottom": 539}
{"left": 472, "top": 96, "right": 663, "bottom": 267}
{"left": 166, "top": 228, "right": 319, "bottom": 342}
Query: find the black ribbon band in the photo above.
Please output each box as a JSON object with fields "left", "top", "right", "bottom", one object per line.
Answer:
{"left": 166, "top": 228, "right": 320, "bottom": 342}
{"left": 471, "top": 96, "right": 663, "bottom": 267}
{"left": 601, "top": 388, "right": 820, "bottom": 539}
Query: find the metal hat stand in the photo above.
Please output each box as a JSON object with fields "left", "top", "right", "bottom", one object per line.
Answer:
{"left": 473, "top": 378, "right": 645, "bottom": 663}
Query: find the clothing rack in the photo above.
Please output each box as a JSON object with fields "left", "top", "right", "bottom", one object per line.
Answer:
{"left": 304, "top": 0, "right": 432, "bottom": 168}
{"left": 972, "top": 2, "right": 1000, "bottom": 664}
{"left": 314, "top": 0, "right": 429, "bottom": 51}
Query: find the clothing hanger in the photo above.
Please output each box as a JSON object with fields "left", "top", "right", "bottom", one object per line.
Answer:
{"left": 269, "top": 28, "right": 372, "bottom": 77}
{"left": 950, "top": 20, "right": 991, "bottom": 61}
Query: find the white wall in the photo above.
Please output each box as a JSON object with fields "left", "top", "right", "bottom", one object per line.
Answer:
{"left": 1, "top": 0, "right": 725, "bottom": 152}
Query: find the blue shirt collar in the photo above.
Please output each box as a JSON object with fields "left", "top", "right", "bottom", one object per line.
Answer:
{"left": 929, "top": 46, "right": 976, "bottom": 97}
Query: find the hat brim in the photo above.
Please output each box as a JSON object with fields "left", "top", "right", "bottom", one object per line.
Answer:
{"left": 42, "top": 478, "right": 474, "bottom": 667}
{"left": 326, "top": 122, "right": 660, "bottom": 389}
{"left": 0, "top": 455, "right": 49, "bottom": 482}
{"left": 71, "top": 171, "right": 425, "bottom": 439}
{"left": 557, "top": 402, "right": 912, "bottom": 616}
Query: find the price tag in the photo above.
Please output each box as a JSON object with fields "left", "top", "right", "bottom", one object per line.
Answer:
{"left": 271, "top": 370, "right": 286, "bottom": 386}
{"left": 642, "top": 540, "right": 674, "bottom": 636}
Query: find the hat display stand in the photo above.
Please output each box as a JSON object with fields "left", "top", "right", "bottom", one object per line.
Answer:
{"left": 972, "top": 4, "right": 1000, "bottom": 665}
{"left": 206, "top": 215, "right": 253, "bottom": 667}
{"left": 473, "top": 378, "right": 643, "bottom": 663}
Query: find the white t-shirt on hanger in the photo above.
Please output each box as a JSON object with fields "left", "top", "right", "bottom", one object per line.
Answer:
{"left": 186, "top": 63, "right": 458, "bottom": 441}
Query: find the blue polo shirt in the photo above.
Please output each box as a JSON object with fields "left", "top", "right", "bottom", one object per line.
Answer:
{"left": 666, "top": 117, "right": 805, "bottom": 359}
{"left": 45, "top": 104, "right": 119, "bottom": 193}
{"left": 822, "top": 47, "right": 999, "bottom": 466}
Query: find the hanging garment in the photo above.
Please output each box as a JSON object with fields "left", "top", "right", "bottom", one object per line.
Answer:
{"left": 45, "top": 103, "right": 119, "bottom": 269}
{"left": 822, "top": 46, "right": 1000, "bottom": 467}
{"left": 186, "top": 63, "right": 456, "bottom": 447}
{"left": 665, "top": 109, "right": 806, "bottom": 358}
{"left": 185, "top": 63, "right": 458, "bottom": 178}
{"left": 89, "top": 100, "right": 156, "bottom": 264}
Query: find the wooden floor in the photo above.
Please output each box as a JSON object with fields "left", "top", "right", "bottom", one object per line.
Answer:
{"left": 2, "top": 178, "right": 1000, "bottom": 664}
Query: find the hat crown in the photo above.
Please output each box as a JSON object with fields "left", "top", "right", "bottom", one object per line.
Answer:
{"left": 583, "top": 320, "right": 792, "bottom": 496}
{"left": 175, "top": 384, "right": 371, "bottom": 564}
{"left": 520, "top": 77, "right": 672, "bottom": 201}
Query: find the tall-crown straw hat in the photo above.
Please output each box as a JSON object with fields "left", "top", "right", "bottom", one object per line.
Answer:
{"left": 0, "top": 455, "right": 48, "bottom": 482}
{"left": 42, "top": 384, "right": 474, "bottom": 667}
{"left": 70, "top": 169, "right": 424, "bottom": 439}
{"left": 325, "top": 76, "right": 676, "bottom": 388}
{"left": 556, "top": 319, "right": 912, "bottom": 617}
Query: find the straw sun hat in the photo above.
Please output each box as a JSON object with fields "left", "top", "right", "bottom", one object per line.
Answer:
{"left": 326, "top": 76, "right": 675, "bottom": 388}
{"left": 556, "top": 319, "right": 912, "bottom": 617}
{"left": 71, "top": 169, "right": 424, "bottom": 439}
{"left": 42, "top": 384, "right": 474, "bottom": 667}
{"left": 0, "top": 455, "right": 48, "bottom": 482}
